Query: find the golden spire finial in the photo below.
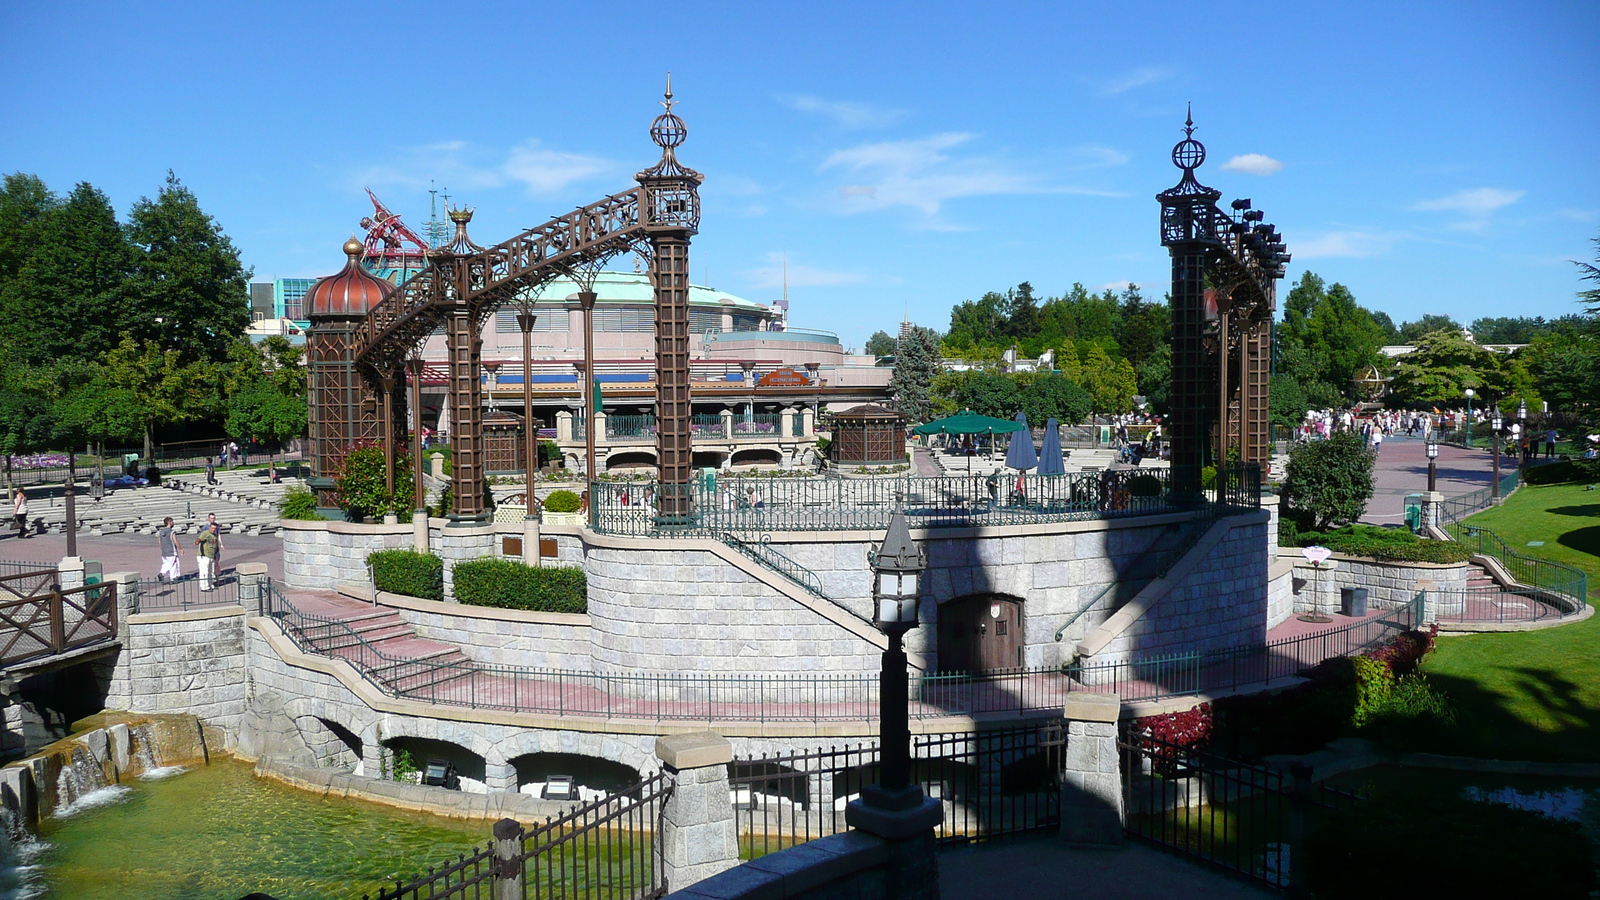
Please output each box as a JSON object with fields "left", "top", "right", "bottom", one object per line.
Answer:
{"left": 662, "top": 72, "right": 675, "bottom": 113}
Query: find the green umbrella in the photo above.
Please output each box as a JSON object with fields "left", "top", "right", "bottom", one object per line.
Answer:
{"left": 912, "top": 411, "right": 1025, "bottom": 473}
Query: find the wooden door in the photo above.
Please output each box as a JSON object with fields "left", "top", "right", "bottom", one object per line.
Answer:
{"left": 937, "top": 596, "right": 1023, "bottom": 673}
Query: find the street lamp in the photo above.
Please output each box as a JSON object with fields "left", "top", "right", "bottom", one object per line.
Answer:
{"left": 1517, "top": 399, "right": 1529, "bottom": 463}
{"left": 1491, "top": 411, "right": 1503, "bottom": 500}
{"left": 1463, "top": 389, "right": 1475, "bottom": 448}
{"left": 847, "top": 503, "right": 941, "bottom": 837}
{"left": 1426, "top": 438, "right": 1439, "bottom": 493}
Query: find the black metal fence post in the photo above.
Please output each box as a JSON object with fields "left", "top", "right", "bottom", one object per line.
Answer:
{"left": 1287, "top": 761, "right": 1313, "bottom": 899}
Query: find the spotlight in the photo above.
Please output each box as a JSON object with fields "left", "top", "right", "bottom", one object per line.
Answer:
{"left": 1232, "top": 198, "right": 1253, "bottom": 211}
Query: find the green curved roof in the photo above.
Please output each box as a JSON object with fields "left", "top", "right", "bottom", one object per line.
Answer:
{"left": 528, "top": 271, "right": 770, "bottom": 311}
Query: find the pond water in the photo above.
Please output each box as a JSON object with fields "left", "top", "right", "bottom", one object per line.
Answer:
{"left": 1332, "top": 765, "right": 1600, "bottom": 845}
{"left": 14, "top": 758, "right": 488, "bottom": 900}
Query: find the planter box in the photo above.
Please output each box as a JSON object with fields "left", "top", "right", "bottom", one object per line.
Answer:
{"left": 541, "top": 511, "right": 583, "bottom": 527}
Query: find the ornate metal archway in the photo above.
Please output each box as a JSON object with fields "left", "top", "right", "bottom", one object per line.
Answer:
{"left": 1158, "top": 107, "right": 1289, "bottom": 498}
{"left": 307, "top": 82, "right": 703, "bottom": 524}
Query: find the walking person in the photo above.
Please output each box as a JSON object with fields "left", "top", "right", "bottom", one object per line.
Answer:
{"left": 10, "top": 487, "right": 26, "bottom": 539}
{"left": 157, "top": 517, "right": 182, "bottom": 583}
{"left": 195, "top": 526, "right": 219, "bottom": 592}
{"left": 206, "top": 513, "right": 226, "bottom": 579}
{"left": 205, "top": 456, "right": 217, "bottom": 486}
{"left": 229, "top": 441, "right": 241, "bottom": 469}
{"left": 1546, "top": 428, "right": 1559, "bottom": 459}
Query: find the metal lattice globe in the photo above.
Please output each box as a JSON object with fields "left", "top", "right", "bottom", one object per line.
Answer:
{"left": 1172, "top": 138, "right": 1206, "bottom": 170}
{"left": 651, "top": 112, "right": 687, "bottom": 149}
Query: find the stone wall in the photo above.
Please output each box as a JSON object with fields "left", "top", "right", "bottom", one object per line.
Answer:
{"left": 1284, "top": 551, "right": 1468, "bottom": 616}
{"left": 281, "top": 520, "right": 416, "bottom": 590}
{"left": 374, "top": 591, "right": 593, "bottom": 670}
{"left": 584, "top": 543, "right": 885, "bottom": 677}
{"left": 662, "top": 831, "right": 922, "bottom": 900}
{"left": 433, "top": 523, "right": 498, "bottom": 600}
{"left": 116, "top": 605, "right": 249, "bottom": 748}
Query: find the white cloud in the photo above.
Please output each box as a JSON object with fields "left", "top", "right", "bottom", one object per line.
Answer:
{"left": 1099, "top": 67, "right": 1174, "bottom": 95}
{"left": 783, "top": 94, "right": 906, "bottom": 129}
{"left": 1095, "top": 281, "right": 1132, "bottom": 292}
{"left": 1295, "top": 229, "right": 1406, "bottom": 259}
{"left": 1220, "top": 153, "right": 1284, "bottom": 176}
{"left": 503, "top": 141, "right": 611, "bottom": 192}
{"left": 355, "top": 139, "right": 612, "bottom": 195}
{"left": 1071, "top": 146, "right": 1130, "bottom": 168}
{"left": 1410, "top": 187, "right": 1525, "bottom": 231}
{"left": 818, "top": 133, "right": 1095, "bottom": 222}
{"left": 743, "top": 252, "right": 867, "bottom": 289}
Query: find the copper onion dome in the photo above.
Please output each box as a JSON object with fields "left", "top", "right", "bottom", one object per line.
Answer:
{"left": 307, "top": 236, "right": 393, "bottom": 318}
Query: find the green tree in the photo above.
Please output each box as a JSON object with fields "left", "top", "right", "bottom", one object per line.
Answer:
{"left": 1080, "top": 344, "right": 1136, "bottom": 415}
{"left": 1577, "top": 231, "right": 1600, "bottom": 315}
{"left": 890, "top": 325, "right": 942, "bottom": 421}
{"left": 1387, "top": 330, "right": 1506, "bottom": 409}
{"left": 1269, "top": 374, "right": 1309, "bottom": 428}
{"left": 0, "top": 359, "right": 59, "bottom": 481}
{"left": 1281, "top": 431, "right": 1375, "bottom": 532}
{"left": 222, "top": 337, "right": 308, "bottom": 456}
{"left": 1370, "top": 310, "right": 1402, "bottom": 344}
{"left": 1524, "top": 331, "right": 1600, "bottom": 416}
{"left": 1135, "top": 343, "right": 1171, "bottom": 415}
{"left": 864, "top": 330, "right": 897, "bottom": 362}
{"left": 946, "top": 293, "right": 1006, "bottom": 349}
{"left": 1002, "top": 282, "right": 1040, "bottom": 340}
{"left": 957, "top": 372, "right": 1022, "bottom": 418}
{"left": 125, "top": 172, "right": 252, "bottom": 364}
{"left": 1019, "top": 374, "right": 1092, "bottom": 425}
{"left": 69, "top": 337, "right": 219, "bottom": 457}
{"left": 1398, "top": 314, "right": 1463, "bottom": 343}
{"left": 1470, "top": 316, "right": 1551, "bottom": 344}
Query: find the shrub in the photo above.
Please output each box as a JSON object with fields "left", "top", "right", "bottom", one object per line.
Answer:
{"left": 429, "top": 484, "right": 452, "bottom": 518}
{"left": 1303, "top": 791, "right": 1594, "bottom": 899}
{"left": 538, "top": 440, "right": 562, "bottom": 468}
{"left": 543, "top": 489, "right": 582, "bottom": 513}
{"left": 1292, "top": 524, "right": 1474, "bottom": 563}
{"left": 368, "top": 549, "right": 444, "bottom": 601}
{"left": 335, "top": 442, "right": 414, "bottom": 520}
{"left": 451, "top": 559, "right": 586, "bottom": 613}
{"left": 1127, "top": 474, "right": 1164, "bottom": 497}
{"left": 1366, "top": 624, "right": 1438, "bottom": 676}
{"left": 1348, "top": 656, "right": 1395, "bottom": 727}
{"left": 1281, "top": 431, "right": 1375, "bottom": 532}
{"left": 1130, "top": 703, "right": 1213, "bottom": 766}
{"left": 279, "top": 485, "right": 320, "bottom": 521}
{"left": 1359, "top": 674, "right": 1457, "bottom": 748}
{"left": 1523, "top": 457, "right": 1600, "bottom": 485}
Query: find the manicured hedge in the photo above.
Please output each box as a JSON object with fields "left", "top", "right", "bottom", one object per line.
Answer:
{"left": 368, "top": 550, "right": 444, "bottom": 601}
{"left": 1523, "top": 457, "right": 1600, "bottom": 485}
{"left": 1287, "top": 524, "right": 1474, "bottom": 564}
{"left": 543, "top": 490, "right": 582, "bottom": 513}
{"left": 452, "top": 558, "right": 587, "bottom": 613}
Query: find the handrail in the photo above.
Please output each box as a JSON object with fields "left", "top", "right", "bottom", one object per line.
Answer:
{"left": 718, "top": 532, "right": 877, "bottom": 631}
{"left": 1443, "top": 520, "right": 1588, "bottom": 611}
{"left": 1053, "top": 519, "right": 1210, "bottom": 643}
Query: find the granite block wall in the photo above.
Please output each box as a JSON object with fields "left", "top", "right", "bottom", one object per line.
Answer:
{"left": 118, "top": 606, "right": 249, "bottom": 747}
{"left": 387, "top": 602, "right": 593, "bottom": 670}
{"left": 281, "top": 521, "right": 415, "bottom": 590}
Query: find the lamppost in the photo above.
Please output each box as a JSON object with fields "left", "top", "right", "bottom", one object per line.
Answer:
{"left": 1491, "top": 411, "right": 1502, "bottom": 500}
{"left": 1426, "top": 438, "right": 1439, "bottom": 493}
{"left": 1517, "top": 399, "right": 1528, "bottom": 464}
{"left": 1463, "top": 388, "right": 1475, "bottom": 448}
{"left": 847, "top": 503, "right": 941, "bottom": 838}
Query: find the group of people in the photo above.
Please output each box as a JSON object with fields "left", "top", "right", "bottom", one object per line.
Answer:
{"left": 156, "top": 512, "right": 227, "bottom": 591}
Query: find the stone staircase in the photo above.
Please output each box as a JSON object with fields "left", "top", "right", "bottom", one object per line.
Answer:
{"left": 283, "top": 591, "right": 474, "bottom": 693}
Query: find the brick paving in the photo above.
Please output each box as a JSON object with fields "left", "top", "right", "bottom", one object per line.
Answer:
{"left": 1360, "top": 433, "right": 1494, "bottom": 525}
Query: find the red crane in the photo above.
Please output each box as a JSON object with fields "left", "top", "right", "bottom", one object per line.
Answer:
{"left": 359, "top": 189, "right": 431, "bottom": 272}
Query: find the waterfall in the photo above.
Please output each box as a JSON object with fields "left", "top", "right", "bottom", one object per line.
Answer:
{"left": 132, "top": 724, "right": 185, "bottom": 781}
{"left": 52, "top": 744, "right": 126, "bottom": 818}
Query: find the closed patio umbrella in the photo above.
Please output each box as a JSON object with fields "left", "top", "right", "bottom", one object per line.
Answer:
{"left": 1005, "top": 411, "right": 1037, "bottom": 471}
{"left": 1037, "top": 418, "right": 1065, "bottom": 475}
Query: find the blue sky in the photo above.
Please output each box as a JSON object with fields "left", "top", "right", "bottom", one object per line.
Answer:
{"left": 3, "top": 1, "right": 1596, "bottom": 350}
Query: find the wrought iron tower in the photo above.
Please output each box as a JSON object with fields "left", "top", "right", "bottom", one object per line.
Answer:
{"left": 1158, "top": 108, "right": 1288, "bottom": 498}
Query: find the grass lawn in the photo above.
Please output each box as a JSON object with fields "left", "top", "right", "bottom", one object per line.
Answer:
{"left": 1421, "top": 481, "right": 1600, "bottom": 762}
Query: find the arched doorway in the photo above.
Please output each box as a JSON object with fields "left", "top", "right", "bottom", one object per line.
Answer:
{"left": 937, "top": 595, "right": 1023, "bottom": 673}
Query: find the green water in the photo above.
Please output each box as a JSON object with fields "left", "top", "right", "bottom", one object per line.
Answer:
{"left": 30, "top": 758, "right": 488, "bottom": 900}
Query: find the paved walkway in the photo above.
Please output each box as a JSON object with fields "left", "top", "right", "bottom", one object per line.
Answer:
{"left": 1359, "top": 434, "right": 1495, "bottom": 525}
{"left": 940, "top": 837, "right": 1269, "bottom": 899}
{"left": 0, "top": 528, "right": 287, "bottom": 584}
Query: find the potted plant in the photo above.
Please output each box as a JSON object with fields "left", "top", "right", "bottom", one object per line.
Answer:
{"left": 541, "top": 489, "right": 584, "bottom": 526}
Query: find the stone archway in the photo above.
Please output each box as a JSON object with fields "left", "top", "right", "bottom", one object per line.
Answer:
{"left": 937, "top": 594, "right": 1024, "bottom": 674}
{"left": 730, "top": 448, "right": 783, "bottom": 468}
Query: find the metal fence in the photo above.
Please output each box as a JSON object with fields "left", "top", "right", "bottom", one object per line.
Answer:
{"left": 368, "top": 771, "right": 672, "bottom": 900}
{"left": 1434, "top": 469, "right": 1521, "bottom": 525}
{"left": 135, "top": 572, "right": 241, "bottom": 614}
{"left": 1437, "top": 521, "right": 1588, "bottom": 623}
{"left": 1121, "top": 733, "right": 1361, "bottom": 890}
{"left": 732, "top": 414, "right": 782, "bottom": 436}
{"left": 733, "top": 722, "right": 1065, "bottom": 860}
{"left": 1065, "top": 597, "right": 1423, "bottom": 702}
{"left": 604, "top": 415, "right": 656, "bottom": 440}
{"left": 591, "top": 466, "right": 1261, "bottom": 536}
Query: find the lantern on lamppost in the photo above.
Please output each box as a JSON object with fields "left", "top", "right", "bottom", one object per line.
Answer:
{"left": 1426, "top": 438, "right": 1439, "bottom": 493}
{"left": 1463, "top": 389, "right": 1475, "bottom": 448}
{"left": 1491, "top": 411, "right": 1503, "bottom": 499}
{"left": 847, "top": 502, "right": 942, "bottom": 839}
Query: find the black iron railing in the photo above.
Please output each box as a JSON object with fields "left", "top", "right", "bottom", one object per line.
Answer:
{"left": 1065, "top": 597, "right": 1422, "bottom": 702}
{"left": 368, "top": 771, "right": 672, "bottom": 900}
{"left": 1121, "top": 733, "right": 1360, "bottom": 890}
{"left": 1437, "top": 521, "right": 1587, "bottom": 623}
{"left": 592, "top": 466, "right": 1260, "bottom": 536}
{"left": 135, "top": 572, "right": 241, "bottom": 613}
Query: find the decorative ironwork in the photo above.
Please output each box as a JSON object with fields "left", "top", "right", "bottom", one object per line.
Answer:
{"left": 310, "top": 82, "right": 701, "bottom": 523}
{"left": 1158, "top": 107, "right": 1288, "bottom": 491}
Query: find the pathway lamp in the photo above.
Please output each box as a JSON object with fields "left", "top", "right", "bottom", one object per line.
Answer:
{"left": 849, "top": 503, "right": 941, "bottom": 838}
{"left": 1426, "top": 438, "right": 1439, "bottom": 493}
{"left": 1463, "top": 389, "right": 1475, "bottom": 448}
{"left": 1518, "top": 399, "right": 1529, "bottom": 464}
{"left": 1491, "top": 412, "right": 1503, "bottom": 500}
